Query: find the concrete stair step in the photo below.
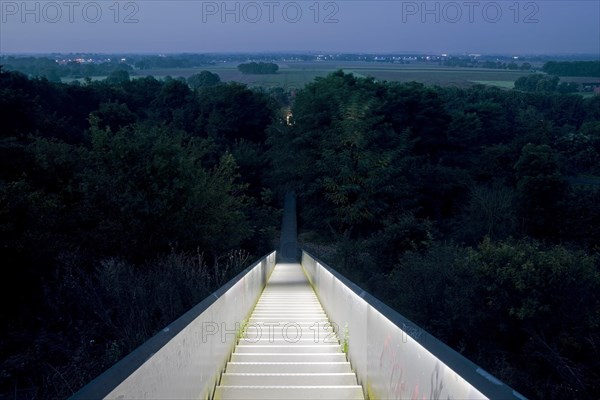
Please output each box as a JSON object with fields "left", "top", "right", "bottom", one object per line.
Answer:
{"left": 250, "top": 314, "right": 327, "bottom": 318}
{"left": 257, "top": 296, "right": 319, "bottom": 299}
{"left": 248, "top": 320, "right": 331, "bottom": 326}
{"left": 254, "top": 301, "right": 322, "bottom": 304}
{"left": 219, "top": 373, "right": 358, "bottom": 386}
{"left": 250, "top": 317, "right": 328, "bottom": 320}
{"left": 255, "top": 304, "right": 320, "bottom": 307}
{"left": 239, "top": 338, "right": 339, "bottom": 345}
{"left": 230, "top": 353, "right": 347, "bottom": 363}
{"left": 234, "top": 345, "right": 341, "bottom": 353}
{"left": 252, "top": 309, "right": 324, "bottom": 312}
{"left": 224, "top": 362, "right": 354, "bottom": 374}
{"left": 254, "top": 301, "right": 321, "bottom": 304}
{"left": 253, "top": 309, "right": 323, "bottom": 311}
{"left": 245, "top": 322, "right": 334, "bottom": 328}
{"left": 214, "top": 385, "right": 364, "bottom": 400}
{"left": 241, "top": 329, "right": 334, "bottom": 341}
{"left": 253, "top": 306, "right": 325, "bottom": 314}
{"left": 243, "top": 326, "right": 334, "bottom": 335}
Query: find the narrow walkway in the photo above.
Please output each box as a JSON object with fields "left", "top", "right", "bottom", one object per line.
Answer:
{"left": 214, "top": 263, "right": 364, "bottom": 399}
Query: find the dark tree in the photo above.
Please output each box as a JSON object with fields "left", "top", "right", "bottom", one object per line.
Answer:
{"left": 187, "top": 70, "right": 221, "bottom": 89}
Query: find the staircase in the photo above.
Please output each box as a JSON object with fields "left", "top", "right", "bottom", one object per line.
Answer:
{"left": 71, "top": 191, "right": 522, "bottom": 400}
{"left": 214, "top": 263, "right": 364, "bottom": 399}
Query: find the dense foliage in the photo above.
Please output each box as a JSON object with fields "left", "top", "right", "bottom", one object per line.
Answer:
{"left": 187, "top": 70, "right": 222, "bottom": 89}
{"left": 542, "top": 61, "right": 600, "bottom": 77}
{"left": 272, "top": 71, "right": 600, "bottom": 399}
{"left": 0, "top": 67, "right": 280, "bottom": 397}
{"left": 1, "top": 65, "right": 599, "bottom": 399}
{"left": 514, "top": 73, "right": 579, "bottom": 93}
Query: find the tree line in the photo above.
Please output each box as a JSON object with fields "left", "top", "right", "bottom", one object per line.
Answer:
{"left": 514, "top": 74, "right": 579, "bottom": 93}
{"left": 542, "top": 61, "right": 600, "bottom": 77}
{"left": 0, "top": 56, "right": 133, "bottom": 82}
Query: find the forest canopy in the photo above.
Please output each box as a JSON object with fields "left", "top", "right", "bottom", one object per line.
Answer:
{"left": 1, "top": 67, "right": 599, "bottom": 399}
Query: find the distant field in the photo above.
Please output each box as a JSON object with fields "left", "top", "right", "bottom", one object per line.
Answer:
{"left": 559, "top": 76, "right": 600, "bottom": 83}
{"left": 132, "top": 62, "right": 534, "bottom": 90}
{"left": 471, "top": 80, "right": 515, "bottom": 89}
{"left": 61, "top": 76, "right": 107, "bottom": 83}
{"left": 61, "top": 63, "right": 598, "bottom": 92}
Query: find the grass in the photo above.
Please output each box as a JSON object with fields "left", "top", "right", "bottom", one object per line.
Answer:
{"left": 471, "top": 80, "right": 515, "bottom": 89}
{"left": 131, "top": 62, "right": 535, "bottom": 90}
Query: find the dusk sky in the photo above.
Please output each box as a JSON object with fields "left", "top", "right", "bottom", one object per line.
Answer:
{"left": 1, "top": 0, "right": 599, "bottom": 54}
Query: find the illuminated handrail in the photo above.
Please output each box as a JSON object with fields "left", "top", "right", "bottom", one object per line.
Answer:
{"left": 301, "top": 250, "right": 526, "bottom": 400}
{"left": 71, "top": 251, "right": 276, "bottom": 400}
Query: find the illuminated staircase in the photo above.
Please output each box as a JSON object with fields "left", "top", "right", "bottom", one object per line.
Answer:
{"left": 72, "top": 191, "right": 523, "bottom": 400}
{"left": 214, "top": 262, "right": 364, "bottom": 400}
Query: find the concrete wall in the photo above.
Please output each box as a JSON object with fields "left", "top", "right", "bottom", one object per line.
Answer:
{"left": 72, "top": 252, "right": 276, "bottom": 400}
{"left": 301, "top": 250, "right": 526, "bottom": 400}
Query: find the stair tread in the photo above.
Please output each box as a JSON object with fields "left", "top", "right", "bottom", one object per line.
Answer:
{"left": 216, "top": 263, "right": 364, "bottom": 400}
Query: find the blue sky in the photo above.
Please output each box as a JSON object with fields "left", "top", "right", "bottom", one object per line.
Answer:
{"left": 1, "top": 1, "right": 599, "bottom": 54}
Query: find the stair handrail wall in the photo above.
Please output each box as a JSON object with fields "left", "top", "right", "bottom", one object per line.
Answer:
{"left": 72, "top": 251, "right": 277, "bottom": 400}
{"left": 301, "top": 250, "right": 526, "bottom": 400}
